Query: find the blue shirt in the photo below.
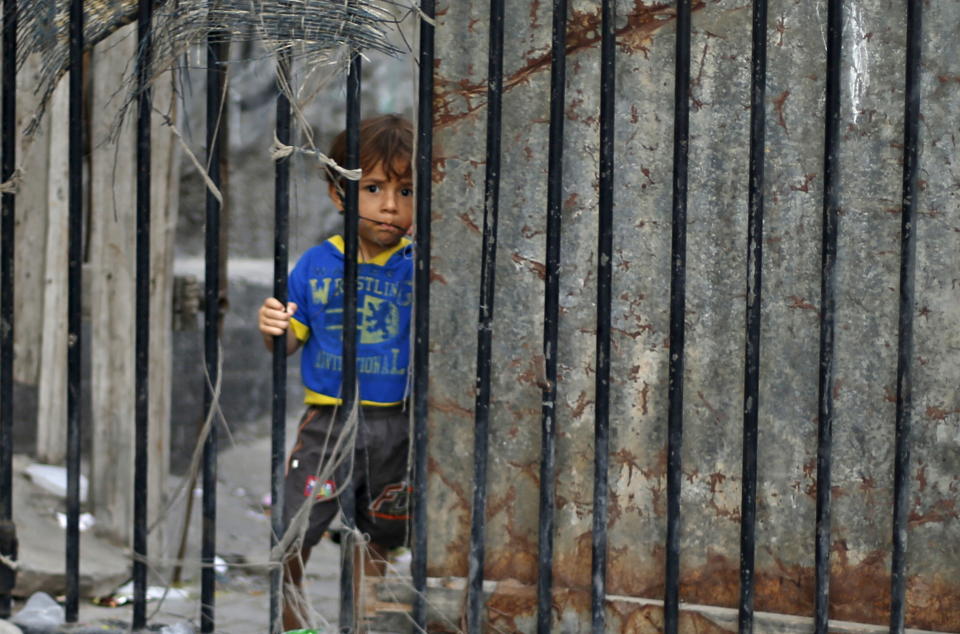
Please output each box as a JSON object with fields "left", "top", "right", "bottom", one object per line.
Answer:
{"left": 288, "top": 236, "right": 414, "bottom": 405}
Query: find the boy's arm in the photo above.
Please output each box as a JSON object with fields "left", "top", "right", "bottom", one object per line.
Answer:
{"left": 258, "top": 297, "right": 302, "bottom": 355}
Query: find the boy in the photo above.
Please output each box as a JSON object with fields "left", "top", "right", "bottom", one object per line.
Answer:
{"left": 257, "top": 114, "right": 415, "bottom": 630}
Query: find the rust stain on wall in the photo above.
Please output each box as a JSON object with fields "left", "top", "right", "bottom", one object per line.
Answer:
{"left": 568, "top": 390, "right": 594, "bottom": 419}
{"left": 429, "top": 269, "right": 448, "bottom": 285}
{"left": 670, "top": 548, "right": 960, "bottom": 631}
{"left": 484, "top": 583, "right": 594, "bottom": 632}
{"left": 604, "top": 545, "right": 664, "bottom": 598}
{"left": 772, "top": 90, "right": 791, "bottom": 132}
{"left": 608, "top": 602, "right": 664, "bottom": 633}
{"left": 428, "top": 519, "right": 960, "bottom": 630}
{"left": 462, "top": 543, "right": 960, "bottom": 631}
{"left": 457, "top": 211, "right": 481, "bottom": 235}
{"left": 428, "top": 396, "right": 474, "bottom": 419}
{"left": 788, "top": 172, "right": 817, "bottom": 194}
{"left": 909, "top": 498, "right": 958, "bottom": 526}
{"left": 515, "top": 354, "right": 548, "bottom": 389}
{"left": 486, "top": 580, "right": 536, "bottom": 633}
{"left": 609, "top": 598, "right": 744, "bottom": 633}
{"left": 431, "top": 156, "right": 447, "bottom": 184}
{"left": 786, "top": 294, "right": 817, "bottom": 311}
{"left": 434, "top": 3, "right": 704, "bottom": 128}
{"left": 611, "top": 448, "right": 642, "bottom": 485}
{"left": 485, "top": 513, "right": 538, "bottom": 584}
{"left": 511, "top": 251, "right": 547, "bottom": 280}
{"left": 552, "top": 530, "right": 594, "bottom": 590}
{"left": 697, "top": 390, "right": 729, "bottom": 424}
{"left": 926, "top": 404, "right": 960, "bottom": 420}
{"left": 426, "top": 455, "right": 471, "bottom": 578}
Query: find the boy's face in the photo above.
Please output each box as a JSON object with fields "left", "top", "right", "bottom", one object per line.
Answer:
{"left": 329, "top": 160, "right": 414, "bottom": 260}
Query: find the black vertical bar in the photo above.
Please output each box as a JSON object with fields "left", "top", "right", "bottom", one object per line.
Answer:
{"left": 132, "top": 0, "right": 153, "bottom": 629}
{"left": 411, "top": 0, "right": 435, "bottom": 629}
{"left": 201, "top": 29, "right": 225, "bottom": 634}
{"left": 536, "top": 1, "right": 567, "bottom": 632}
{"left": 337, "top": 47, "right": 361, "bottom": 634}
{"left": 0, "top": 0, "right": 16, "bottom": 512}
{"left": 466, "top": 0, "right": 504, "bottom": 631}
{"left": 814, "top": 1, "right": 842, "bottom": 631}
{"left": 738, "top": 0, "right": 768, "bottom": 631}
{"left": 890, "top": 1, "right": 922, "bottom": 631}
{"left": 663, "top": 1, "right": 691, "bottom": 632}
{"left": 269, "top": 51, "right": 291, "bottom": 634}
{"left": 65, "top": 0, "right": 84, "bottom": 623}
{"left": 591, "top": 1, "right": 615, "bottom": 631}
{"left": 0, "top": 0, "right": 17, "bottom": 618}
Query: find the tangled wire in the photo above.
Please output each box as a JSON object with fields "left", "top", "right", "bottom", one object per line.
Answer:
{"left": 14, "top": 0, "right": 403, "bottom": 135}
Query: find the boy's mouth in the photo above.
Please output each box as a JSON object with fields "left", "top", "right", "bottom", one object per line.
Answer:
{"left": 360, "top": 216, "right": 407, "bottom": 234}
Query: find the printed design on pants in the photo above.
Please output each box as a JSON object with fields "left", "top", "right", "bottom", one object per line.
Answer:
{"left": 369, "top": 481, "right": 412, "bottom": 520}
{"left": 304, "top": 475, "right": 336, "bottom": 500}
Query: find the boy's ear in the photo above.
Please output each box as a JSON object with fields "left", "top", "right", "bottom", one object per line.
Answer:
{"left": 328, "top": 182, "right": 344, "bottom": 211}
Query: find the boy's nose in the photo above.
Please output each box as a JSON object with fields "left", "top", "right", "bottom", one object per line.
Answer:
{"left": 382, "top": 188, "right": 398, "bottom": 212}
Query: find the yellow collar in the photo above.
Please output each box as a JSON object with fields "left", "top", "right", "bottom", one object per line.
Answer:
{"left": 328, "top": 235, "right": 411, "bottom": 266}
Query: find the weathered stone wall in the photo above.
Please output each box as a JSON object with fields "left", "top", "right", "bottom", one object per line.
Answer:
{"left": 426, "top": 0, "right": 960, "bottom": 631}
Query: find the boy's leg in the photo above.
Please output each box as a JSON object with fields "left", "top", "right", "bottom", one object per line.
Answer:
{"left": 361, "top": 541, "right": 389, "bottom": 576}
{"left": 354, "top": 404, "right": 412, "bottom": 574}
{"left": 350, "top": 540, "right": 390, "bottom": 633}
{"left": 282, "top": 544, "right": 312, "bottom": 631}
{"left": 281, "top": 405, "right": 344, "bottom": 630}
{"left": 343, "top": 405, "right": 410, "bottom": 629}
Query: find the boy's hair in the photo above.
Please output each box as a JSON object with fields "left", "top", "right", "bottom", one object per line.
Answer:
{"left": 326, "top": 114, "right": 413, "bottom": 188}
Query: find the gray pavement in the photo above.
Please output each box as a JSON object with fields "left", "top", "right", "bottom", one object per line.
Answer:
{"left": 3, "top": 421, "right": 353, "bottom": 633}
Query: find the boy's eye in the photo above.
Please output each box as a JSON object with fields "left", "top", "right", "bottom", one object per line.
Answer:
{"left": 364, "top": 184, "right": 381, "bottom": 193}
{"left": 400, "top": 187, "right": 413, "bottom": 197}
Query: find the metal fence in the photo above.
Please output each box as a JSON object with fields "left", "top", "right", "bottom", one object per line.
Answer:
{"left": 0, "top": 1, "right": 435, "bottom": 632}
{"left": 428, "top": 1, "right": 934, "bottom": 631}
{"left": 0, "top": 0, "right": 940, "bottom": 633}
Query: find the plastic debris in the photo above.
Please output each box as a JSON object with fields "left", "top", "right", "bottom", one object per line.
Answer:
{"left": 94, "top": 581, "right": 189, "bottom": 607}
{"left": 91, "top": 594, "right": 126, "bottom": 608}
{"left": 55, "top": 512, "right": 95, "bottom": 532}
{"left": 159, "top": 623, "right": 196, "bottom": 634}
{"left": 0, "top": 620, "right": 23, "bottom": 633}
{"left": 11, "top": 591, "right": 64, "bottom": 629}
{"left": 23, "top": 464, "right": 88, "bottom": 502}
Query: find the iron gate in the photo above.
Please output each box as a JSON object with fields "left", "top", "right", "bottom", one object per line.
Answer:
{"left": 2, "top": 0, "right": 957, "bottom": 633}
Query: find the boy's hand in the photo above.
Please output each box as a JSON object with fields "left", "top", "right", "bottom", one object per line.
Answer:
{"left": 258, "top": 297, "right": 298, "bottom": 337}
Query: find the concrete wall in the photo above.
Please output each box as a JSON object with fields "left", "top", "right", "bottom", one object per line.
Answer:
{"left": 425, "top": 0, "right": 959, "bottom": 631}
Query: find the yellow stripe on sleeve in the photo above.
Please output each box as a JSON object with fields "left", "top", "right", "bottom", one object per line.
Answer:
{"left": 290, "top": 317, "right": 310, "bottom": 342}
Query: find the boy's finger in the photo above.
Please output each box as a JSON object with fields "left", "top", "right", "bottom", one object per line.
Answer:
{"left": 287, "top": 302, "right": 298, "bottom": 315}
{"left": 264, "top": 297, "right": 284, "bottom": 309}
{"left": 263, "top": 316, "right": 290, "bottom": 329}
{"left": 263, "top": 315, "right": 290, "bottom": 327}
